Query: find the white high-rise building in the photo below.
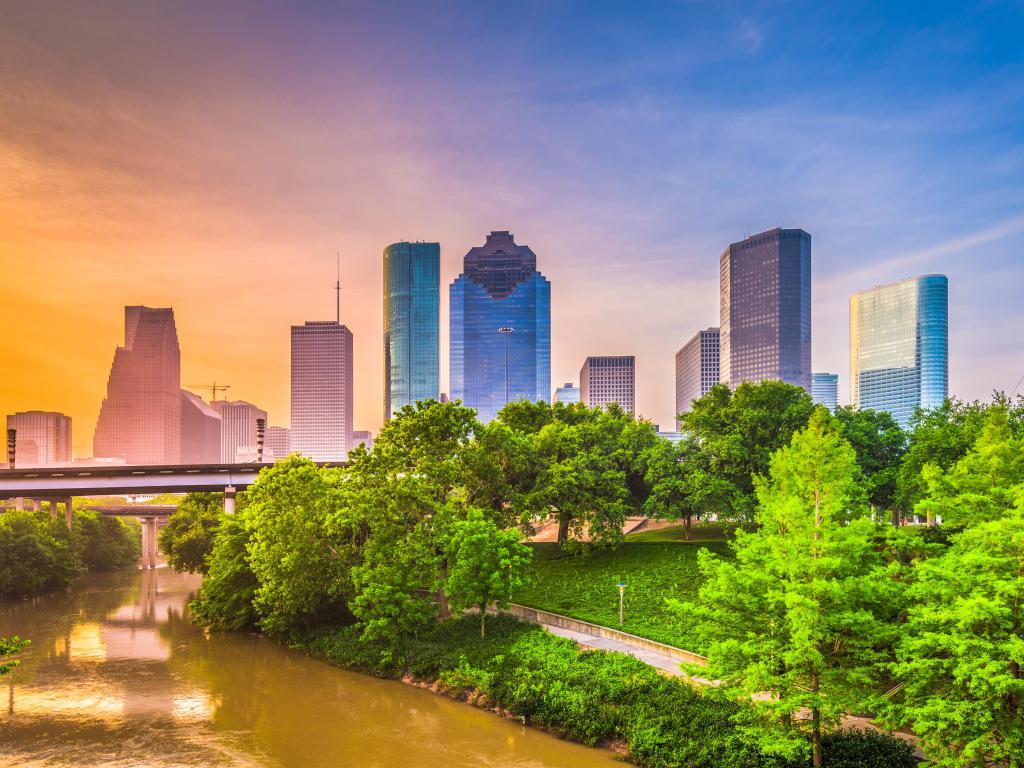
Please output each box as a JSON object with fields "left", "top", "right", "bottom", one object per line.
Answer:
{"left": 811, "top": 372, "right": 839, "bottom": 411}
{"left": 553, "top": 382, "right": 580, "bottom": 404}
{"left": 265, "top": 426, "right": 291, "bottom": 461}
{"left": 675, "top": 328, "right": 720, "bottom": 425}
{"left": 580, "top": 356, "right": 635, "bottom": 414}
{"left": 6, "top": 411, "right": 72, "bottom": 467}
{"left": 210, "top": 400, "right": 266, "bottom": 464}
{"left": 291, "top": 321, "right": 354, "bottom": 462}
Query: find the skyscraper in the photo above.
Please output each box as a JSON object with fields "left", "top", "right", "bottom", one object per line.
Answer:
{"left": 553, "top": 382, "right": 580, "bottom": 404}
{"left": 94, "top": 306, "right": 181, "bottom": 464}
{"left": 5, "top": 411, "right": 72, "bottom": 467}
{"left": 265, "top": 425, "right": 291, "bottom": 460}
{"left": 580, "top": 356, "right": 635, "bottom": 414}
{"left": 719, "top": 228, "right": 811, "bottom": 390}
{"left": 291, "top": 320, "right": 354, "bottom": 461}
{"left": 675, "top": 327, "right": 720, "bottom": 424}
{"left": 811, "top": 372, "right": 839, "bottom": 411}
{"left": 850, "top": 274, "right": 948, "bottom": 428}
{"left": 383, "top": 241, "right": 440, "bottom": 419}
{"left": 450, "top": 231, "right": 551, "bottom": 422}
{"left": 210, "top": 400, "right": 267, "bottom": 463}
{"left": 180, "top": 390, "right": 221, "bottom": 464}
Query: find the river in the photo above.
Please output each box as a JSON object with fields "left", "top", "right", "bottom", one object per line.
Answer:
{"left": 0, "top": 568, "right": 620, "bottom": 767}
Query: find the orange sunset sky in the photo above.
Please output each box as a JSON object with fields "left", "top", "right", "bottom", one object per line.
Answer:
{"left": 3, "top": 3, "right": 1023, "bottom": 458}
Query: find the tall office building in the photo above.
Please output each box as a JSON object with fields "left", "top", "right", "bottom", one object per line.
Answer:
{"left": 580, "top": 356, "right": 635, "bottom": 414}
{"left": 265, "top": 425, "right": 291, "bottom": 460}
{"left": 6, "top": 411, "right": 72, "bottom": 467}
{"left": 850, "top": 275, "right": 948, "bottom": 428}
{"left": 450, "top": 231, "right": 551, "bottom": 422}
{"left": 553, "top": 383, "right": 580, "bottom": 404}
{"left": 180, "top": 390, "right": 221, "bottom": 464}
{"left": 720, "top": 228, "right": 811, "bottom": 390}
{"left": 291, "top": 320, "right": 354, "bottom": 461}
{"left": 210, "top": 400, "right": 267, "bottom": 463}
{"left": 94, "top": 306, "right": 181, "bottom": 464}
{"left": 384, "top": 241, "right": 440, "bottom": 419}
{"left": 675, "top": 327, "right": 720, "bottom": 423}
{"left": 811, "top": 372, "right": 840, "bottom": 411}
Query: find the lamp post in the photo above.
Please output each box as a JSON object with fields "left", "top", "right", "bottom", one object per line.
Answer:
{"left": 617, "top": 582, "right": 626, "bottom": 627}
{"left": 498, "top": 326, "right": 515, "bottom": 407}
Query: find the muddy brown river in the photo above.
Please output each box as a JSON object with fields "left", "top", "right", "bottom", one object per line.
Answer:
{"left": 0, "top": 568, "right": 620, "bottom": 767}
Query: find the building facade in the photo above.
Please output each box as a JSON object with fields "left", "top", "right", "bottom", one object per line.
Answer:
{"left": 450, "top": 231, "right": 551, "bottom": 423}
{"left": 383, "top": 241, "right": 440, "bottom": 419}
{"left": 6, "top": 411, "right": 72, "bottom": 467}
{"left": 580, "top": 356, "right": 635, "bottom": 414}
{"left": 265, "top": 426, "right": 291, "bottom": 461}
{"left": 553, "top": 382, "right": 580, "bottom": 404}
{"left": 179, "top": 390, "right": 221, "bottom": 464}
{"left": 291, "top": 320, "right": 354, "bottom": 461}
{"left": 720, "top": 228, "right": 811, "bottom": 390}
{"left": 210, "top": 400, "right": 267, "bottom": 463}
{"left": 94, "top": 306, "right": 181, "bottom": 464}
{"left": 811, "top": 372, "right": 839, "bottom": 411}
{"left": 850, "top": 274, "right": 948, "bottom": 428}
{"left": 675, "top": 327, "right": 720, "bottom": 424}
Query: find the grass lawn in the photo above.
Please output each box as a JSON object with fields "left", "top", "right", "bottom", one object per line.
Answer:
{"left": 624, "top": 522, "right": 730, "bottom": 542}
{"left": 511, "top": 539, "right": 732, "bottom": 653}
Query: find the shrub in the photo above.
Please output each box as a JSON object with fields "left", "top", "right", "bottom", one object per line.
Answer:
{"left": 0, "top": 510, "right": 78, "bottom": 597}
{"left": 821, "top": 729, "right": 916, "bottom": 768}
{"left": 189, "top": 512, "right": 258, "bottom": 631}
{"left": 73, "top": 510, "right": 140, "bottom": 571}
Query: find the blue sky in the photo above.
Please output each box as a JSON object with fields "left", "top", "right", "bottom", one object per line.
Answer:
{"left": 2, "top": 1, "right": 1022, "bottom": 443}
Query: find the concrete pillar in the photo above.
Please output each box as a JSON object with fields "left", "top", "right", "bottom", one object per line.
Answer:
{"left": 49, "top": 500, "right": 59, "bottom": 520}
{"left": 31, "top": 499, "right": 41, "bottom": 512}
{"left": 142, "top": 517, "right": 159, "bottom": 569}
{"left": 224, "top": 485, "right": 236, "bottom": 515}
{"left": 14, "top": 497, "right": 25, "bottom": 511}
{"left": 64, "top": 497, "right": 74, "bottom": 531}
{"left": 140, "top": 517, "right": 151, "bottom": 569}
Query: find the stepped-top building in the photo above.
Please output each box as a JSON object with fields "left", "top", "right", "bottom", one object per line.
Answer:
{"left": 450, "top": 231, "right": 551, "bottom": 422}
{"left": 94, "top": 306, "right": 181, "bottom": 465}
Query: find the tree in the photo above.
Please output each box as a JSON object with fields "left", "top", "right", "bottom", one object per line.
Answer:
{"left": 680, "top": 381, "right": 815, "bottom": 524}
{"left": 0, "top": 636, "right": 29, "bottom": 676}
{"left": 461, "top": 420, "right": 540, "bottom": 529}
{"left": 72, "top": 509, "right": 140, "bottom": 570}
{"left": 916, "top": 405, "right": 1024, "bottom": 528}
{"left": 833, "top": 406, "right": 906, "bottom": 517}
{"left": 0, "top": 510, "right": 78, "bottom": 598}
{"left": 158, "top": 493, "right": 223, "bottom": 573}
{"left": 444, "top": 509, "right": 532, "bottom": 637}
{"left": 189, "top": 510, "right": 258, "bottom": 631}
{"left": 885, "top": 503, "right": 1024, "bottom": 766}
{"left": 676, "top": 408, "right": 897, "bottom": 767}
{"left": 642, "top": 438, "right": 707, "bottom": 538}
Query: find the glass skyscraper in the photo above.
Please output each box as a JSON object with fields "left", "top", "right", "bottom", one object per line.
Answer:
{"left": 811, "top": 372, "right": 839, "bottom": 410}
{"left": 450, "top": 231, "right": 551, "bottom": 423}
{"left": 383, "top": 241, "right": 440, "bottom": 420}
{"left": 850, "top": 274, "right": 948, "bottom": 428}
{"left": 720, "top": 228, "right": 811, "bottom": 390}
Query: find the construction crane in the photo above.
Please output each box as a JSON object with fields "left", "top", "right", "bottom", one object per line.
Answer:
{"left": 185, "top": 382, "right": 231, "bottom": 402}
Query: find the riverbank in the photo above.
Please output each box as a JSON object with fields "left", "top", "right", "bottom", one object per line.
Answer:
{"left": 296, "top": 613, "right": 917, "bottom": 768}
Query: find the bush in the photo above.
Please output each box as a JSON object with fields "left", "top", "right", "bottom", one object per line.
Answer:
{"left": 73, "top": 510, "right": 140, "bottom": 571}
{"left": 822, "top": 729, "right": 916, "bottom": 768}
{"left": 189, "top": 512, "right": 258, "bottom": 631}
{"left": 0, "top": 510, "right": 78, "bottom": 597}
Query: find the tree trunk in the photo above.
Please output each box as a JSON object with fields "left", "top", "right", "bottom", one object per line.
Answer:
{"left": 557, "top": 510, "right": 570, "bottom": 544}
{"left": 683, "top": 514, "right": 691, "bottom": 541}
{"left": 480, "top": 604, "right": 486, "bottom": 638}
{"left": 812, "top": 673, "right": 822, "bottom": 768}
{"left": 436, "top": 560, "right": 451, "bottom": 620}
{"left": 890, "top": 507, "right": 900, "bottom": 527}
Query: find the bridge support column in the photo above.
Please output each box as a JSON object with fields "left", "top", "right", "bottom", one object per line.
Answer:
{"left": 140, "top": 517, "right": 159, "bottom": 569}
{"left": 64, "top": 497, "right": 74, "bottom": 530}
{"left": 31, "top": 499, "right": 41, "bottom": 512}
{"left": 14, "top": 497, "right": 25, "bottom": 511}
{"left": 49, "top": 500, "right": 59, "bottom": 520}
{"left": 224, "top": 485, "right": 236, "bottom": 515}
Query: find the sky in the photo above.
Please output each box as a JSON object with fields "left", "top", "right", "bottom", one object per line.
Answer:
{"left": 1, "top": 0, "right": 1023, "bottom": 457}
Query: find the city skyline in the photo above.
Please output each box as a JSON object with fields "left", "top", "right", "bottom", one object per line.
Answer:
{"left": 3, "top": 3, "right": 1023, "bottom": 455}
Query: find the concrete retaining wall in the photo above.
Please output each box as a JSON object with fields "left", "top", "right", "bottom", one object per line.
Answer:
{"left": 504, "top": 603, "right": 709, "bottom": 667}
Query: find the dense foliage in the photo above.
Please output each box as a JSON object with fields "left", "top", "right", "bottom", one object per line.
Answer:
{"left": 158, "top": 493, "right": 223, "bottom": 573}
{"left": 0, "top": 635, "right": 29, "bottom": 676}
{"left": 0, "top": 508, "right": 138, "bottom": 598}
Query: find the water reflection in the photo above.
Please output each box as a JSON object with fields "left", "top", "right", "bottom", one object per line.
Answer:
{"left": 0, "top": 569, "right": 619, "bottom": 767}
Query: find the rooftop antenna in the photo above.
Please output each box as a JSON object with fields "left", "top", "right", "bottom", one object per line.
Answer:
{"left": 335, "top": 252, "right": 341, "bottom": 324}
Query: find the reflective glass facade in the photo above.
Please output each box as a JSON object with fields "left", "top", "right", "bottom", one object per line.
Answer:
{"left": 383, "top": 242, "right": 440, "bottom": 419}
{"left": 720, "top": 228, "right": 811, "bottom": 390}
{"left": 675, "top": 327, "right": 720, "bottom": 425}
{"left": 850, "top": 274, "right": 948, "bottom": 428}
{"left": 811, "top": 372, "right": 839, "bottom": 410}
{"left": 450, "top": 231, "right": 551, "bottom": 423}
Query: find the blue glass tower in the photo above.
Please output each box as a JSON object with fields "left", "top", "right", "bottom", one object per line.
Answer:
{"left": 384, "top": 242, "right": 440, "bottom": 420}
{"left": 850, "top": 274, "right": 948, "bottom": 428}
{"left": 450, "top": 231, "right": 551, "bottom": 423}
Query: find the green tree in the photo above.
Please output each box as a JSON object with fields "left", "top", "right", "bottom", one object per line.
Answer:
{"left": 0, "top": 510, "right": 79, "bottom": 598}
{"left": 676, "top": 408, "right": 896, "bottom": 767}
{"left": 641, "top": 438, "right": 709, "bottom": 538}
{"left": 461, "top": 420, "right": 540, "bottom": 528}
{"left": 72, "top": 509, "right": 140, "bottom": 570}
{"left": 0, "top": 636, "right": 29, "bottom": 676}
{"left": 444, "top": 509, "right": 532, "bottom": 637}
{"left": 885, "top": 502, "right": 1024, "bottom": 766}
{"left": 916, "top": 405, "right": 1024, "bottom": 528}
{"left": 680, "top": 381, "right": 815, "bottom": 524}
{"left": 833, "top": 406, "right": 906, "bottom": 517}
{"left": 189, "top": 510, "right": 258, "bottom": 631}
{"left": 158, "top": 493, "right": 223, "bottom": 573}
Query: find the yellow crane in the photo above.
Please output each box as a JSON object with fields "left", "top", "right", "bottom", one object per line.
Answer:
{"left": 185, "top": 382, "right": 231, "bottom": 402}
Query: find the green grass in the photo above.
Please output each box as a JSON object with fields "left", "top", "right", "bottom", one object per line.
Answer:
{"left": 511, "top": 540, "right": 732, "bottom": 652}
{"left": 624, "top": 522, "right": 730, "bottom": 542}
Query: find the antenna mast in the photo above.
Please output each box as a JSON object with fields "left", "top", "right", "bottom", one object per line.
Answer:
{"left": 335, "top": 252, "right": 341, "bottom": 324}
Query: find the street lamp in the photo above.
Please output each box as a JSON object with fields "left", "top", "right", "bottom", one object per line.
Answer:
{"left": 617, "top": 582, "right": 626, "bottom": 627}
{"left": 498, "top": 326, "right": 515, "bottom": 406}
